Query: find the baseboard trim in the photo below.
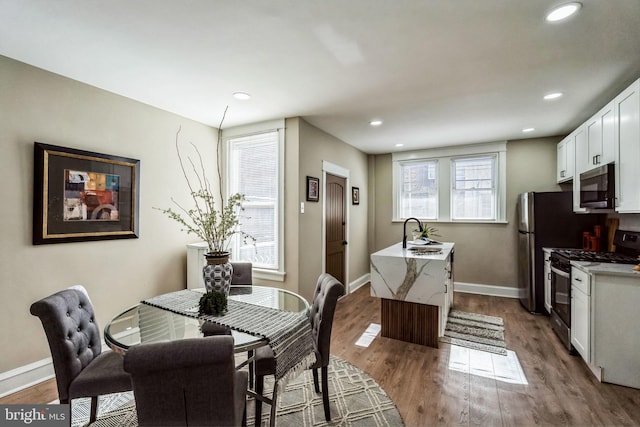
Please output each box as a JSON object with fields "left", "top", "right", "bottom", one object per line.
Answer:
{"left": 454, "top": 282, "right": 519, "bottom": 299}
{"left": 349, "top": 273, "right": 370, "bottom": 294}
{"left": 0, "top": 357, "right": 55, "bottom": 399}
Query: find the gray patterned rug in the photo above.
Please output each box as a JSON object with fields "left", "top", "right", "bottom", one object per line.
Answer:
{"left": 440, "top": 310, "right": 507, "bottom": 355}
{"left": 70, "top": 356, "right": 404, "bottom": 427}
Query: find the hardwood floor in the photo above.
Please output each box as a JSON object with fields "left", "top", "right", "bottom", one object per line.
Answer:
{"left": 4, "top": 284, "right": 640, "bottom": 426}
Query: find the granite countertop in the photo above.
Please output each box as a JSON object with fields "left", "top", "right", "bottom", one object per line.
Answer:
{"left": 571, "top": 260, "right": 640, "bottom": 278}
{"left": 371, "top": 241, "right": 454, "bottom": 261}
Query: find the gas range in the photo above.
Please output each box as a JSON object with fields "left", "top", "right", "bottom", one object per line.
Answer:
{"left": 552, "top": 248, "right": 638, "bottom": 264}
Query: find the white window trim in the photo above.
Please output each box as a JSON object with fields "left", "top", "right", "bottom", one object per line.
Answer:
{"left": 223, "top": 119, "right": 286, "bottom": 282}
{"left": 392, "top": 142, "right": 507, "bottom": 223}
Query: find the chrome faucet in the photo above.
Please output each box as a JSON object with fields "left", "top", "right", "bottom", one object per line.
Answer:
{"left": 402, "top": 217, "right": 423, "bottom": 248}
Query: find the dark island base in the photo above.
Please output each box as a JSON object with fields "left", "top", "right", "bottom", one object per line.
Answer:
{"left": 380, "top": 298, "right": 440, "bottom": 348}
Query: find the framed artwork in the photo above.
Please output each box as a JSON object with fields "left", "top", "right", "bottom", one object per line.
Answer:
{"left": 306, "top": 176, "right": 319, "bottom": 202}
{"left": 33, "top": 142, "right": 140, "bottom": 245}
{"left": 352, "top": 186, "right": 360, "bottom": 205}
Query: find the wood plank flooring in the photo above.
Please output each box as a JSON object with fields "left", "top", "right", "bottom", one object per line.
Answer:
{"left": 3, "top": 284, "right": 640, "bottom": 426}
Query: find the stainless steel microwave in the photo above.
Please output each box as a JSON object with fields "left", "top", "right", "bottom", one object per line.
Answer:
{"left": 580, "top": 163, "right": 615, "bottom": 209}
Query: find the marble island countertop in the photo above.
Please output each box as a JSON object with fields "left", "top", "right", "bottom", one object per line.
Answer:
{"left": 571, "top": 260, "right": 640, "bottom": 278}
{"left": 371, "top": 241, "right": 454, "bottom": 261}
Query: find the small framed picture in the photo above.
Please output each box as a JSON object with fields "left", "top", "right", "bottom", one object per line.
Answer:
{"left": 352, "top": 187, "right": 360, "bottom": 205}
{"left": 306, "top": 176, "right": 319, "bottom": 202}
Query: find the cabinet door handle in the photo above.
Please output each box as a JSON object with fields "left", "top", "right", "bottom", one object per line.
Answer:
{"left": 444, "top": 284, "right": 448, "bottom": 293}
{"left": 575, "top": 277, "right": 582, "bottom": 282}
{"left": 560, "top": 170, "right": 566, "bottom": 178}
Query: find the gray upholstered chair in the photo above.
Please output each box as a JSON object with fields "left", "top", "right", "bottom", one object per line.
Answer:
{"left": 254, "top": 273, "right": 345, "bottom": 426}
{"left": 123, "top": 335, "right": 248, "bottom": 427}
{"left": 231, "top": 261, "right": 252, "bottom": 285}
{"left": 30, "top": 285, "right": 132, "bottom": 423}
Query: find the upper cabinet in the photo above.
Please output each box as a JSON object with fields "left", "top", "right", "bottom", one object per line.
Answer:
{"left": 614, "top": 79, "right": 640, "bottom": 213}
{"left": 584, "top": 100, "right": 616, "bottom": 173}
{"left": 558, "top": 77, "right": 640, "bottom": 213}
{"left": 556, "top": 135, "right": 574, "bottom": 183}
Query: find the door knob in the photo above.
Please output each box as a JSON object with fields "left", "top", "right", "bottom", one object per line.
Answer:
{"left": 343, "top": 241, "right": 348, "bottom": 245}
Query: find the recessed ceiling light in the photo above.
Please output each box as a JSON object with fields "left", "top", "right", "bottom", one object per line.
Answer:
{"left": 544, "top": 92, "right": 564, "bottom": 100}
{"left": 546, "top": 2, "right": 582, "bottom": 22}
{"left": 395, "top": 143, "right": 404, "bottom": 147}
{"left": 233, "top": 92, "right": 251, "bottom": 100}
{"left": 370, "top": 120, "right": 383, "bottom": 126}
{"left": 523, "top": 128, "right": 535, "bottom": 133}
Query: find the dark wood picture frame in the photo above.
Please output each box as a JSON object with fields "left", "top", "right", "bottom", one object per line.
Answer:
{"left": 33, "top": 142, "right": 140, "bottom": 245}
{"left": 352, "top": 186, "right": 360, "bottom": 205}
{"left": 306, "top": 176, "right": 319, "bottom": 202}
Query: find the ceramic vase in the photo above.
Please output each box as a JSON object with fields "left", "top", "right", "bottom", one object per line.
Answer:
{"left": 202, "top": 252, "right": 233, "bottom": 296}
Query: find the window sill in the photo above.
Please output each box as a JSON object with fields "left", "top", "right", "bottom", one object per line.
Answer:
{"left": 253, "top": 269, "right": 286, "bottom": 282}
{"left": 392, "top": 219, "right": 509, "bottom": 225}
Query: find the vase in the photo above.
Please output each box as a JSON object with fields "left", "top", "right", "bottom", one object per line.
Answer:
{"left": 202, "top": 252, "right": 233, "bottom": 296}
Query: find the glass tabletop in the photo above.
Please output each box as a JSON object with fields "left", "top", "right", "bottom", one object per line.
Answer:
{"left": 104, "top": 285, "right": 310, "bottom": 353}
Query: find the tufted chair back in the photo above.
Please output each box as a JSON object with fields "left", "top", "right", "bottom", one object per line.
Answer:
{"left": 309, "top": 273, "right": 346, "bottom": 368}
{"left": 230, "top": 262, "right": 252, "bottom": 285}
{"left": 30, "top": 285, "right": 102, "bottom": 402}
{"left": 123, "top": 336, "right": 248, "bottom": 427}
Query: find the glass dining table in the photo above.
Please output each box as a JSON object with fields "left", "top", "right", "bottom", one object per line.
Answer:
{"left": 104, "top": 285, "right": 310, "bottom": 354}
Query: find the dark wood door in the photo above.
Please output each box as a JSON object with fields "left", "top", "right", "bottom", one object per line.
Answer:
{"left": 325, "top": 174, "right": 346, "bottom": 284}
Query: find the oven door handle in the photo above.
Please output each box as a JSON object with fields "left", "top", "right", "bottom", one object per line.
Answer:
{"left": 551, "top": 266, "right": 570, "bottom": 279}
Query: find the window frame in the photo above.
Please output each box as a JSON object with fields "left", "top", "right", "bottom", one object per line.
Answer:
{"left": 450, "top": 154, "right": 498, "bottom": 221}
{"left": 223, "top": 119, "right": 285, "bottom": 281}
{"left": 392, "top": 142, "right": 507, "bottom": 223}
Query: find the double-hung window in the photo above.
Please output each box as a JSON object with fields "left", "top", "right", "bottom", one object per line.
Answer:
{"left": 226, "top": 122, "right": 284, "bottom": 278}
{"left": 451, "top": 155, "right": 497, "bottom": 221}
{"left": 393, "top": 142, "right": 506, "bottom": 223}
{"left": 398, "top": 160, "right": 438, "bottom": 220}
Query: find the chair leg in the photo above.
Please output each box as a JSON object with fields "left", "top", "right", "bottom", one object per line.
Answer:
{"left": 255, "top": 375, "right": 264, "bottom": 426}
{"left": 269, "top": 381, "right": 278, "bottom": 427}
{"left": 312, "top": 368, "right": 320, "bottom": 393}
{"left": 89, "top": 396, "right": 99, "bottom": 423}
{"left": 248, "top": 350, "right": 254, "bottom": 388}
{"left": 321, "top": 366, "right": 331, "bottom": 421}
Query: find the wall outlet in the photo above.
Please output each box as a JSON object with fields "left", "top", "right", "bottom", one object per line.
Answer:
{"left": 300, "top": 202, "right": 305, "bottom": 213}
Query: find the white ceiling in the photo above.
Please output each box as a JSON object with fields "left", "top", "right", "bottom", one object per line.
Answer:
{"left": 2, "top": 0, "right": 640, "bottom": 154}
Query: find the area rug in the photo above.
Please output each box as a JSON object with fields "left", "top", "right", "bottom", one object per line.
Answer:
{"left": 70, "top": 355, "right": 404, "bottom": 427}
{"left": 440, "top": 309, "right": 507, "bottom": 356}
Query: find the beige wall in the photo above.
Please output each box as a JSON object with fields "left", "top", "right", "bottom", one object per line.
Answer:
{"left": 296, "top": 119, "right": 370, "bottom": 302}
{"left": 0, "top": 56, "right": 219, "bottom": 373}
{"left": 370, "top": 136, "right": 562, "bottom": 287}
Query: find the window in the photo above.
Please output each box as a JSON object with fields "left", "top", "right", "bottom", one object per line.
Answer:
{"left": 399, "top": 160, "right": 438, "bottom": 220}
{"left": 451, "top": 156, "right": 496, "bottom": 220}
{"left": 393, "top": 142, "right": 506, "bottom": 223}
{"left": 226, "top": 123, "right": 284, "bottom": 276}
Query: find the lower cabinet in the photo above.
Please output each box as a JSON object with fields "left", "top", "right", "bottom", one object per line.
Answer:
{"left": 571, "top": 287, "right": 590, "bottom": 362}
{"left": 570, "top": 266, "right": 591, "bottom": 362}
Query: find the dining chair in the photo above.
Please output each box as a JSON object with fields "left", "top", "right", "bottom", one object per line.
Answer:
{"left": 231, "top": 261, "right": 253, "bottom": 285}
{"left": 253, "top": 273, "right": 345, "bottom": 426}
{"left": 123, "top": 335, "right": 248, "bottom": 427}
{"left": 30, "top": 285, "right": 132, "bottom": 423}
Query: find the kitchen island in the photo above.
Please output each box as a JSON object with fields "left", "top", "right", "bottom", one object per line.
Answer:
{"left": 370, "top": 241, "right": 454, "bottom": 347}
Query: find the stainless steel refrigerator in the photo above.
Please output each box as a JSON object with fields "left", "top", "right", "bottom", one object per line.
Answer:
{"left": 517, "top": 192, "right": 603, "bottom": 313}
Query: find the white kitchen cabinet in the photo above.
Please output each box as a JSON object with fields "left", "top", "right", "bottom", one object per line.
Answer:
{"left": 570, "top": 266, "right": 590, "bottom": 362}
{"left": 556, "top": 135, "right": 574, "bottom": 183}
{"left": 569, "top": 125, "right": 590, "bottom": 213}
{"left": 615, "top": 78, "right": 640, "bottom": 213}
{"left": 584, "top": 100, "right": 615, "bottom": 172}
{"left": 544, "top": 251, "right": 552, "bottom": 313}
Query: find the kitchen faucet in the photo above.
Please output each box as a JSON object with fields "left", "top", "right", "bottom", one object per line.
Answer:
{"left": 402, "top": 217, "right": 423, "bottom": 248}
